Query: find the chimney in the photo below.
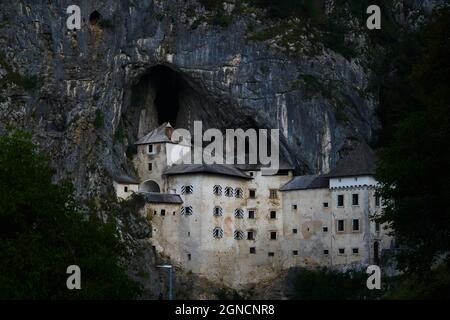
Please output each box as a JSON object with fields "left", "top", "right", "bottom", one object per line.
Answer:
{"left": 165, "top": 122, "right": 173, "bottom": 140}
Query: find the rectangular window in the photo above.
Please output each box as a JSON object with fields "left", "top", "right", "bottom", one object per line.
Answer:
{"left": 124, "top": 186, "right": 128, "bottom": 192}
{"left": 187, "top": 253, "right": 191, "bottom": 261}
{"left": 293, "top": 250, "right": 298, "bottom": 256}
{"left": 337, "top": 219, "right": 345, "bottom": 232}
{"left": 352, "top": 248, "right": 359, "bottom": 255}
{"left": 249, "top": 171, "right": 254, "bottom": 177}
{"left": 248, "top": 210, "right": 255, "bottom": 219}
{"left": 270, "top": 211, "right": 277, "bottom": 219}
{"left": 352, "top": 194, "right": 359, "bottom": 206}
{"left": 337, "top": 195, "right": 344, "bottom": 207}
{"left": 292, "top": 204, "right": 297, "bottom": 210}
{"left": 268, "top": 252, "right": 274, "bottom": 257}
{"left": 249, "top": 189, "right": 256, "bottom": 199}
{"left": 249, "top": 247, "right": 256, "bottom": 254}
{"left": 269, "top": 189, "right": 278, "bottom": 199}
{"left": 338, "top": 248, "right": 345, "bottom": 255}
{"left": 322, "top": 226, "right": 328, "bottom": 233}
{"left": 293, "top": 228, "right": 298, "bottom": 234}
{"left": 247, "top": 231, "right": 255, "bottom": 240}
{"left": 323, "top": 250, "right": 329, "bottom": 255}
{"left": 375, "top": 222, "right": 380, "bottom": 232}
{"left": 161, "top": 209, "right": 166, "bottom": 216}
{"left": 323, "top": 202, "right": 329, "bottom": 208}
{"left": 148, "top": 162, "right": 153, "bottom": 171}
{"left": 352, "top": 219, "right": 360, "bottom": 231}
{"left": 375, "top": 195, "right": 381, "bottom": 207}
{"left": 148, "top": 144, "right": 154, "bottom": 154}
{"left": 270, "top": 231, "right": 277, "bottom": 240}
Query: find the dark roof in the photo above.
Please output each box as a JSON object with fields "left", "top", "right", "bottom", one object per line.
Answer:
{"left": 326, "top": 143, "right": 377, "bottom": 178}
{"left": 164, "top": 164, "right": 251, "bottom": 179}
{"left": 141, "top": 192, "right": 183, "bottom": 204}
{"left": 113, "top": 174, "right": 140, "bottom": 184}
{"left": 135, "top": 122, "right": 173, "bottom": 145}
{"left": 280, "top": 175, "right": 329, "bottom": 191}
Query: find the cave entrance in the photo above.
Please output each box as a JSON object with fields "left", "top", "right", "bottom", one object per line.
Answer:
{"left": 130, "top": 65, "right": 186, "bottom": 128}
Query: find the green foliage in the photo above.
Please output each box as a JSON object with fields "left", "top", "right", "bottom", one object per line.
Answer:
{"left": 94, "top": 109, "right": 104, "bottom": 128}
{"left": 375, "top": 10, "right": 450, "bottom": 274}
{"left": 0, "top": 130, "right": 141, "bottom": 299}
{"left": 293, "top": 268, "right": 385, "bottom": 299}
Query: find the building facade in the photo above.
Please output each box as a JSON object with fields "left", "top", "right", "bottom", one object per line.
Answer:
{"left": 113, "top": 124, "right": 393, "bottom": 288}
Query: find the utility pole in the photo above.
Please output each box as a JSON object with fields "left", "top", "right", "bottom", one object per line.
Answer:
{"left": 157, "top": 264, "right": 173, "bottom": 300}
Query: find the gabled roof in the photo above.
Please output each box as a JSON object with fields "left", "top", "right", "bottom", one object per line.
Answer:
{"left": 280, "top": 175, "right": 329, "bottom": 191}
{"left": 164, "top": 164, "right": 251, "bottom": 179}
{"left": 134, "top": 122, "right": 173, "bottom": 145}
{"left": 326, "top": 143, "right": 377, "bottom": 178}
{"left": 141, "top": 192, "right": 183, "bottom": 204}
{"left": 113, "top": 174, "right": 140, "bottom": 184}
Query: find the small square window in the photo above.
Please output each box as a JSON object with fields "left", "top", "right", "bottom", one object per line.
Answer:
{"left": 352, "top": 194, "right": 359, "bottom": 206}
{"left": 187, "top": 253, "right": 191, "bottom": 261}
{"left": 337, "top": 195, "right": 344, "bottom": 207}
{"left": 323, "top": 202, "right": 329, "bottom": 208}
{"left": 154, "top": 210, "right": 157, "bottom": 215}
{"left": 352, "top": 219, "right": 360, "bottom": 231}
{"left": 270, "top": 211, "right": 277, "bottom": 219}
{"left": 337, "top": 220, "right": 345, "bottom": 232}
{"left": 124, "top": 186, "right": 128, "bottom": 192}
{"left": 173, "top": 211, "right": 176, "bottom": 216}
{"left": 323, "top": 250, "right": 329, "bottom": 255}
{"left": 292, "top": 204, "right": 297, "bottom": 210}
{"left": 248, "top": 210, "right": 255, "bottom": 219}
{"left": 322, "top": 226, "right": 328, "bottom": 233}
{"left": 161, "top": 209, "right": 166, "bottom": 216}
{"left": 249, "top": 189, "right": 256, "bottom": 199}
{"left": 293, "top": 250, "right": 298, "bottom": 256}
{"left": 352, "top": 248, "right": 359, "bottom": 255}
{"left": 268, "top": 252, "right": 274, "bottom": 257}
{"left": 250, "top": 247, "right": 256, "bottom": 254}
{"left": 247, "top": 231, "right": 255, "bottom": 240}
{"left": 269, "top": 189, "right": 278, "bottom": 199}
{"left": 293, "top": 228, "right": 298, "bottom": 234}
{"left": 249, "top": 171, "right": 254, "bottom": 177}
{"left": 270, "top": 231, "right": 277, "bottom": 240}
{"left": 338, "top": 248, "right": 345, "bottom": 255}
{"left": 148, "top": 162, "right": 153, "bottom": 171}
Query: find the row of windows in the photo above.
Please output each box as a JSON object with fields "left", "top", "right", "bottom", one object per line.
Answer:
{"left": 212, "top": 228, "right": 277, "bottom": 240}
{"left": 336, "top": 219, "right": 360, "bottom": 232}
{"left": 212, "top": 207, "right": 276, "bottom": 219}
{"left": 213, "top": 185, "right": 244, "bottom": 198}
{"left": 336, "top": 194, "right": 381, "bottom": 207}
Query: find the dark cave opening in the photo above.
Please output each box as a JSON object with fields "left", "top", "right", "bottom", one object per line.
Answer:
{"left": 133, "top": 65, "right": 184, "bottom": 126}
{"left": 89, "top": 11, "right": 101, "bottom": 25}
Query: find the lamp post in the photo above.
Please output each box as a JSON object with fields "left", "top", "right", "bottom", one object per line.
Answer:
{"left": 156, "top": 264, "right": 173, "bottom": 300}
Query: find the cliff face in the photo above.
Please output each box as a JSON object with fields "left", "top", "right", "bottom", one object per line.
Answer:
{"left": 0, "top": 0, "right": 379, "bottom": 195}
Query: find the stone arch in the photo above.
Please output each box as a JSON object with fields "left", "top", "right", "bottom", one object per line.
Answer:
{"left": 140, "top": 179, "right": 160, "bottom": 193}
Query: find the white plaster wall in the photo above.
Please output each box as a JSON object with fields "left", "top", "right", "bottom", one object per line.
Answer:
{"left": 330, "top": 176, "right": 378, "bottom": 189}
{"left": 113, "top": 181, "right": 139, "bottom": 200}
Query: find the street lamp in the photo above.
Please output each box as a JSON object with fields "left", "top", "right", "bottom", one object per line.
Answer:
{"left": 156, "top": 264, "right": 173, "bottom": 300}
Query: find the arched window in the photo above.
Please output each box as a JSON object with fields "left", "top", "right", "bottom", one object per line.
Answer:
{"left": 213, "top": 185, "right": 222, "bottom": 196}
{"left": 181, "top": 185, "right": 193, "bottom": 195}
{"left": 213, "top": 206, "right": 223, "bottom": 217}
{"left": 181, "top": 206, "right": 193, "bottom": 216}
{"left": 234, "top": 230, "right": 244, "bottom": 240}
{"left": 234, "top": 209, "right": 244, "bottom": 219}
{"left": 224, "top": 187, "right": 233, "bottom": 197}
{"left": 213, "top": 227, "right": 223, "bottom": 239}
{"left": 234, "top": 188, "right": 243, "bottom": 198}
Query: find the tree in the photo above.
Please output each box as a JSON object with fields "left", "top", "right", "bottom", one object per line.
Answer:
{"left": 375, "top": 10, "right": 450, "bottom": 275}
{"left": 0, "top": 130, "right": 141, "bottom": 299}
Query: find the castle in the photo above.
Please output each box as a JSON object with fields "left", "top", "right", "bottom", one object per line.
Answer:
{"left": 113, "top": 123, "right": 393, "bottom": 288}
